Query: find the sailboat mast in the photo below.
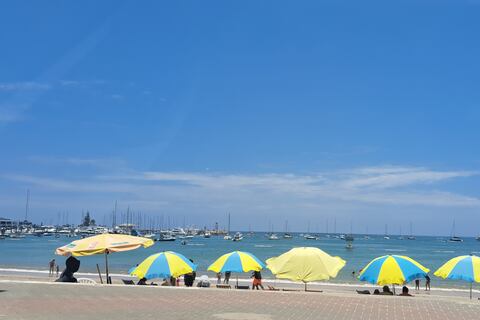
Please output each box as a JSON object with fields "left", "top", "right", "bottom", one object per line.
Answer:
{"left": 25, "top": 189, "right": 30, "bottom": 221}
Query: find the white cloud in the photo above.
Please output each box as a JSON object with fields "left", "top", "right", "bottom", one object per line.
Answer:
{"left": 0, "top": 82, "right": 51, "bottom": 91}
{"left": 3, "top": 165, "right": 479, "bottom": 208}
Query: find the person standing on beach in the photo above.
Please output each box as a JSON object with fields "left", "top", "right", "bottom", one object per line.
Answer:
{"left": 216, "top": 272, "right": 222, "bottom": 284}
{"left": 251, "top": 271, "right": 264, "bottom": 290}
{"left": 425, "top": 274, "right": 431, "bottom": 291}
{"left": 56, "top": 265, "right": 60, "bottom": 277}
{"left": 48, "top": 259, "right": 55, "bottom": 276}
{"left": 415, "top": 279, "right": 420, "bottom": 291}
{"left": 224, "top": 271, "right": 231, "bottom": 284}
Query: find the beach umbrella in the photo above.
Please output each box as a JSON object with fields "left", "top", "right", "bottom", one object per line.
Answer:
{"left": 434, "top": 255, "right": 480, "bottom": 299}
{"left": 208, "top": 251, "right": 265, "bottom": 286}
{"left": 56, "top": 233, "right": 154, "bottom": 283}
{"left": 359, "top": 255, "right": 430, "bottom": 292}
{"left": 266, "top": 247, "right": 346, "bottom": 291}
{"left": 129, "top": 251, "right": 197, "bottom": 280}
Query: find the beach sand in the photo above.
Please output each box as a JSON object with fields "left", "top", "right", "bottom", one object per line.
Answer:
{"left": 1, "top": 270, "right": 480, "bottom": 319}
{"left": 1, "top": 280, "right": 480, "bottom": 320}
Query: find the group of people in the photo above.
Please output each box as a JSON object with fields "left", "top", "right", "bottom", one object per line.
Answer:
{"left": 371, "top": 285, "right": 411, "bottom": 296}
{"left": 415, "top": 275, "right": 431, "bottom": 291}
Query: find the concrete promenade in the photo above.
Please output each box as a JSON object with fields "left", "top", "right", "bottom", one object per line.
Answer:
{"left": 1, "top": 281, "right": 480, "bottom": 320}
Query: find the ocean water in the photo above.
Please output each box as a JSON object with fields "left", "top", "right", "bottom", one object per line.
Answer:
{"left": 1, "top": 233, "right": 479, "bottom": 289}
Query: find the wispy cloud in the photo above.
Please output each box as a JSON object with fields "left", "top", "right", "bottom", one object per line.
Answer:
{"left": 0, "top": 82, "right": 51, "bottom": 92}
{"left": 3, "top": 165, "right": 479, "bottom": 208}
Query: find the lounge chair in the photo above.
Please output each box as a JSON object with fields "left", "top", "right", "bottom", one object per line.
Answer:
{"left": 356, "top": 290, "right": 371, "bottom": 295}
{"left": 235, "top": 285, "right": 249, "bottom": 290}
{"left": 122, "top": 279, "right": 135, "bottom": 285}
{"left": 216, "top": 284, "right": 231, "bottom": 289}
{"left": 77, "top": 278, "right": 97, "bottom": 285}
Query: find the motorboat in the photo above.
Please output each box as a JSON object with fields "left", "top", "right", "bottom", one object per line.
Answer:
{"left": 268, "top": 233, "right": 279, "bottom": 240}
{"left": 232, "top": 232, "right": 243, "bottom": 242}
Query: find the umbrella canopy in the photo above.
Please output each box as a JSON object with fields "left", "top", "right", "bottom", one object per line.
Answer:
{"left": 266, "top": 247, "right": 345, "bottom": 284}
{"left": 359, "top": 255, "right": 430, "bottom": 285}
{"left": 208, "top": 251, "right": 265, "bottom": 273}
{"left": 434, "top": 255, "right": 480, "bottom": 299}
{"left": 56, "top": 233, "right": 154, "bottom": 256}
{"left": 130, "top": 251, "right": 197, "bottom": 280}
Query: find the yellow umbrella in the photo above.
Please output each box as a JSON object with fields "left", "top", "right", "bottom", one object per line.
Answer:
{"left": 266, "top": 247, "right": 346, "bottom": 290}
{"left": 56, "top": 233, "right": 154, "bottom": 283}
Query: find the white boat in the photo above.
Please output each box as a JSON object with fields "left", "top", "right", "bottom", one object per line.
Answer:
{"left": 224, "top": 213, "right": 232, "bottom": 240}
{"left": 407, "top": 222, "right": 416, "bottom": 240}
{"left": 203, "top": 232, "right": 211, "bottom": 238}
{"left": 232, "top": 232, "right": 243, "bottom": 241}
{"left": 383, "top": 224, "right": 390, "bottom": 240}
{"left": 449, "top": 220, "right": 463, "bottom": 242}
{"left": 304, "top": 234, "right": 317, "bottom": 240}
{"left": 268, "top": 233, "right": 279, "bottom": 240}
{"left": 283, "top": 233, "right": 293, "bottom": 239}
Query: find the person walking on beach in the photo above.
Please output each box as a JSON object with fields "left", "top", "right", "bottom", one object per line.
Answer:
{"left": 415, "top": 279, "right": 420, "bottom": 291}
{"left": 224, "top": 271, "right": 231, "bottom": 284}
{"left": 251, "top": 271, "right": 264, "bottom": 290}
{"left": 425, "top": 274, "right": 431, "bottom": 291}
{"left": 49, "top": 259, "right": 56, "bottom": 276}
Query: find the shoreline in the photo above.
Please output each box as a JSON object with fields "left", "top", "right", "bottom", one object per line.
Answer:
{"left": 1, "top": 266, "right": 479, "bottom": 299}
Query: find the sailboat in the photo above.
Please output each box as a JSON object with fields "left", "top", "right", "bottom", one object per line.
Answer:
{"left": 345, "top": 222, "right": 354, "bottom": 249}
{"left": 283, "top": 220, "right": 293, "bottom": 239}
{"left": 223, "top": 213, "right": 232, "bottom": 240}
{"left": 398, "top": 226, "right": 404, "bottom": 240}
{"left": 449, "top": 220, "right": 463, "bottom": 242}
{"left": 364, "top": 226, "right": 370, "bottom": 240}
{"left": 407, "top": 222, "right": 416, "bottom": 240}
{"left": 383, "top": 224, "right": 390, "bottom": 240}
{"left": 304, "top": 221, "right": 317, "bottom": 240}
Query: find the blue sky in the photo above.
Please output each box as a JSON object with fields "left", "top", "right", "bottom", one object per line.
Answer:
{"left": 1, "top": 0, "right": 480, "bottom": 235}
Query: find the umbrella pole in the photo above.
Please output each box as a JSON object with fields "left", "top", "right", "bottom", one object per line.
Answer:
{"left": 304, "top": 282, "right": 307, "bottom": 291}
{"left": 236, "top": 275, "right": 238, "bottom": 288}
{"left": 105, "top": 251, "right": 110, "bottom": 284}
{"left": 470, "top": 282, "right": 472, "bottom": 300}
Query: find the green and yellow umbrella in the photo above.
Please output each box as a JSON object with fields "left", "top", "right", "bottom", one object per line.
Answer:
{"left": 435, "top": 255, "right": 480, "bottom": 299}
{"left": 208, "top": 251, "right": 265, "bottom": 273}
{"left": 130, "top": 251, "right": 197, "bottom": 280}
{"left": 208, "top": 251, "right": 265, "bottom": 287}
{"left": 359, "top": 255, "right": 429, "bottom": 291}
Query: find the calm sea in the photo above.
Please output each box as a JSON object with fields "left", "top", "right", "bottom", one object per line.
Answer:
{"left": 1, "top": 233, "right": 479, "bottom": 289}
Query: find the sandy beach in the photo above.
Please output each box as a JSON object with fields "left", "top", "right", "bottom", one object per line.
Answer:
{"left": 1, "top": 279, "right": 480, "bottom": 320}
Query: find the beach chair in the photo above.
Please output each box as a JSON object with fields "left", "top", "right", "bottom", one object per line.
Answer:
{"left": 356, "top": 290, "right": 371, "bottom": 295}
{"left": 77, "top": 278, "right": 97, "bottom": 285}
{"left": 122, "top": 279, "right": 135, "bottom": 285}
{"left": 216, "top": 284, "right": 231, "bottom": 289}
{"left": 235, "top": 285, "right": 250, "bottom": 290}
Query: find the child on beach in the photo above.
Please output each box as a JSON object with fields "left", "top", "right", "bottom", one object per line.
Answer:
{"left": 425, "top": 275, "right": 431, "bottom": 291}
{"left": 216, "top": 272, "right": 222, "bottom": 284}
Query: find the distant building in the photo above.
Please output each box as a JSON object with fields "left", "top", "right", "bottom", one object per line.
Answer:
{"left": 0, "top": 217, "right": 14, "bottom": 228}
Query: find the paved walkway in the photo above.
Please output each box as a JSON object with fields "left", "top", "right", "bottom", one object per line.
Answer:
{"left": 1, "top": 282, "right": 479, "bottom": 320}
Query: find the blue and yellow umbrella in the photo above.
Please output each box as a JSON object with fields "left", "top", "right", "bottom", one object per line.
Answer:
{"left": 208, "top": 251, "right": 265, "bottom": 273}
{"left": 434, "top": 255, "right": 480, "bottom": 299}
{"left": 130, "top": 251, "right": 197, "bottom": 280}
{"left": 359, "top": 255, "right": 430, "bottom": 286}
